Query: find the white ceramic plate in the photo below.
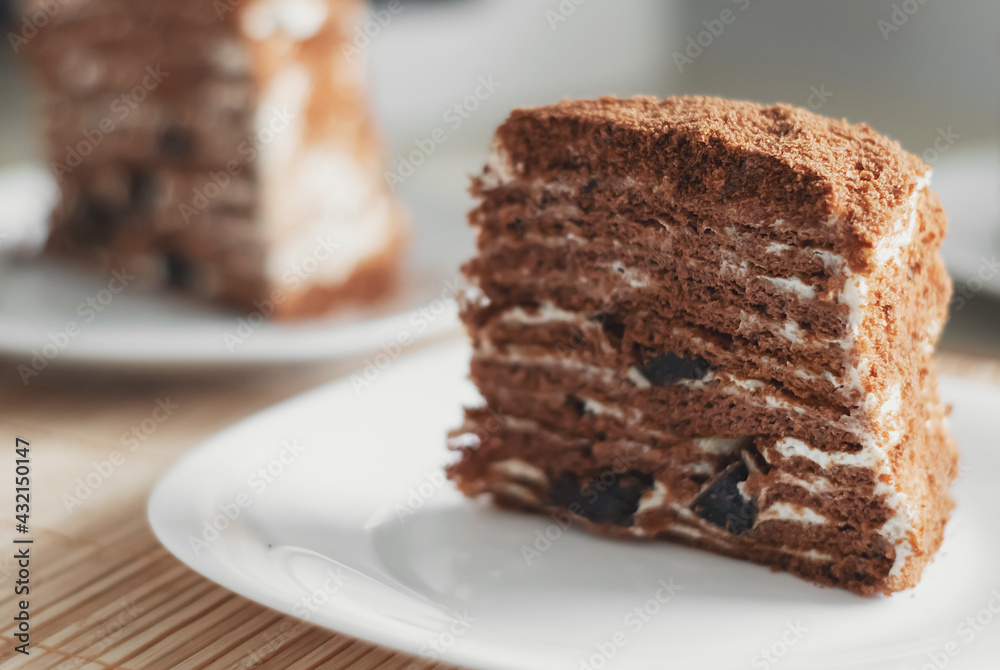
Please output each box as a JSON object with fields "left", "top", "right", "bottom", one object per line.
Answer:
{"left": 0, "top": 162, "right": 472, "bottom": 367}
{"left": 935, "top": 144, "right": 1000, "bottom": 296}
{"left": 149, "top": 341, "right": 1000, "bottom": 670}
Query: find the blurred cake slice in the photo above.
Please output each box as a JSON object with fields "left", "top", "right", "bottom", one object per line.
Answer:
{"left": 447, "top": 96, "right": 958, "bottom": 595}
{"left": 23, "top": 0, "right": 405, "bottom": 318}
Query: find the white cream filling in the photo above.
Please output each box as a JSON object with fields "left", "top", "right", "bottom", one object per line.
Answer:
{"left": 738, "top": 310, "right": 847, "bottom": 349}
{"left": 761, "top": 275, "right": 817, "bottom": 299}
{"left": 251, "top": 53, "right": 397, "bottom": 288}
{"left": 448, "top": 432, "right": 481, "bottom": 449}
{"left": 730, "top": 378, "right": 765, "bottom": 391}
{"left": 684, "top": 461, "right": 716, "bottom": 476}
{"left": 626, "top": 367, "right": 651, "bottom": 389}
{"left": 757, "top": 502, "right": 828, "bottom": 525}
{"left": 478, "top": 345, "right": 619, "bottom": 387}
{"left": 636, "top": 482, "right": 668, "bottom": 515}
{"left": 491, "top": 481, "right": 539, "bottom": 505}
{"left": 665, "top": 523, "right": 704, "bottom": 541}
{"left": 490, "top": 458, "right": 548, "bottom": 485}
{"left": 241, "top": 0, "right": 329, "bottom": 40}
{"left": 655, "top": 523, "right": 834, "bottom": 562}
{"left": 872, "top": 171, "right": 931, "bottom": 266}
{"left": 879, "top": 384, "right": 903, "bottom": 419}
{"left": 265, "top": 154, "right": 394, "bottom": 286}
{"left": 500, "top": 303, "right": 580, "bottom": 325}
{"left": 581, "top": 397, "right": 624, "bottom": 420}
{"left": 496, "top": 303, "right": 846, "bottom": 361}
{"left": 609, "top": 261, "right": 651, "bottom": 288}
{"left": 778, "top": 320, "right": 806, "bottom": 345}
{"left": 694, "top": 436, "right": 749, "bottom": 455}
{"left": 773, "top": 437, "right": 876, "bottom": 469}
{"left": 462, "top": 283, "right": 491, "bottom": 310}
{"left": 784, "top": 547, "right": 834, "bottom": 562}
{"left": 775, "top": 471, "right": 832, "bottom": 495}
{"left": 480, "top": 139, "right": 518, "bottom": 189}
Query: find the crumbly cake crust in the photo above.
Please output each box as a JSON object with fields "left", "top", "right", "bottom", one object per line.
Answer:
{"left": 488, "top": 96, "right": 929, "bottom": 271}
{"left": 449, "top": 96, "right": 958, "bottom": 596}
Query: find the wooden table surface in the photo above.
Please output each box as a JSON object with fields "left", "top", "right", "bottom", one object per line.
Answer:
{"left": 0, "top": 333, "right": 462, "bottom": 670}
{"left": 0, "top": 332, "right": 998, "bottom": 670}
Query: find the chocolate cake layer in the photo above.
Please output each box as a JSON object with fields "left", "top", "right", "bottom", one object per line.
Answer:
{"left": 448, "top": 96, "right": 958, "bottom": 595}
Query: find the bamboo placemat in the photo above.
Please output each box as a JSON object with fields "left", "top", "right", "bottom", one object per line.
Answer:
{"left": 0, "top": 343, "right": 996, "bottom": 669}
{"left": 0, "top": 336, "right": 460, "bottom": 670}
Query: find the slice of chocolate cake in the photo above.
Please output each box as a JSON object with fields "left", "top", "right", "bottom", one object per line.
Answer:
{"left": 22, "top": 0, "right": 405, "bottom": 318}
{"left": 447, "top": 96, "right": 959, "bottom": 595}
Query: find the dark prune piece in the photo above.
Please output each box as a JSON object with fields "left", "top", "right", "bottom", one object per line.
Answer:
{"left": 128, "top": 170, "right": 158, "bottom": 209}
{"left": 67, "top": 198, "right": 119, "bottom": 246}
{"left": 158, "top": 126, "right": 195, "bottom": 159}
{"left": 549, "top": 468, "right": 653, "bottom": 527}
{"left": 163, "top": 251, "right": 195, "bottom": 289}
{"left": 640, "top": 352, "right": 713, "bottom": 386}
{"left": 591, "top": 311, "right": 625, "bottom": 342}
{"left": 565, "top": 394, "right": 587, "bottom": 417}
{"left": 690, "top": 460, "right": 756, "bottom": 535}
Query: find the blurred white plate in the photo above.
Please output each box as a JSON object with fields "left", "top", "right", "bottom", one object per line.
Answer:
{"left": 0, "top": 162, "right": 472, "bottom": 368}
{"left": 150, "top": 341, "right": 999, "bottom": 670}
{"left": 935, "top": 144, "right": 1000, "bottom": 297}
